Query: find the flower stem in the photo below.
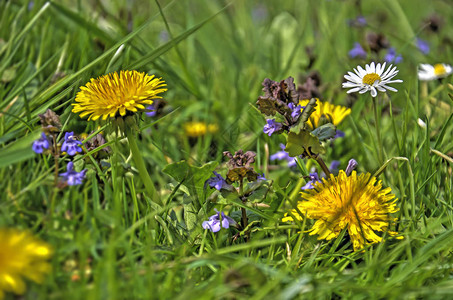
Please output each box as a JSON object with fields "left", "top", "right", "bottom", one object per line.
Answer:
{"left": 125, "top": 129, "right": 162, "bottom": 206}
{"left": 52, "top": 134, "right": 59, "bottom": 186}
{"left": 372, "top": 97, "right": 384, "bottom": 164}
{"left": 315, "top": 155, "right": 330, "bottom": 177}
{"left": 239, "top": 179, "right": 249, "bottom": 241}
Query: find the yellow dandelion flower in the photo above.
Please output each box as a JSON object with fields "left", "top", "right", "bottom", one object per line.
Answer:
{"left": 72, "top": 70, "right": 167, "bottom": 121}
{"left": 207, "top": 123, "right": 219, "bottom": 134}
{"left": 299, "top": 99, "right": 351, "bottom": 128}
{"left": 284, "top": 171, "right": 399, "bottom": 251}
{"left": 0, "top": 228, "right": 52, "bottom": 299}
{"left": 184, "top": 122, "right": 218, "bottom": 138}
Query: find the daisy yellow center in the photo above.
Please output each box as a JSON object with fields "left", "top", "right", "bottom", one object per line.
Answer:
{"left": 433, "top": 64, "right": 447, "bottom": 76}
{"left": 362, "top": 73, "right": 381, "bottom": 85}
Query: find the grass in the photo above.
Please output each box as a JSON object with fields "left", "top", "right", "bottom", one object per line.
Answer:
{"left": 1, "top": 0, "right": 453, "bottom": 299}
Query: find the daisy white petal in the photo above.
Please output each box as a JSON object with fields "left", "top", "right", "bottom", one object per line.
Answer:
{"left": 418, "top": 63, "right": 452, "bottom": 81}
{"left": 357, "top": 66, "right": 367, "bottom": 76}
{"left": 342, "top": 62, "right": 403, "bottom": 97}
{"left": 381, "top": 85, "right": 397, "bottom": 92}
{"left": 342, "top": 82, "right": 360, "bottom": 88}
{"left": 376, "top": 62, "right": 383, "bottom": 74}
{"left": 347, "top": 87, "right": 363, "bottom": 93}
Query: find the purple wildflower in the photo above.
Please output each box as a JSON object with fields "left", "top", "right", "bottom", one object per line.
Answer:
{"left": 334, "top": 130, "right": 345, "bottom": 139}
{"left": 270, "top": 144, "right": 297, "bottom": 168}
{"left": 205, "top": 172, "right": 232, "bottom": 191}
{"left": 60, "top": 162, "right": 87, "bottom": 186}
{"left": 329, "top": 160, "right": 341, "bottom": 172}
{"left": 348, "top": 43, "right": 367, "bottom": 59}
{"left": 61, "top": 132, "right": 82, "bottom": 156}
{"left": 301, "top": 172, "right": 321, "bottom": 190}
{"left": 345, "top": 159, "right": 358, "bottom": 176}
{"left": 263, "top": 119, "right": 283, "bottom": 136}
{"left": 347, "top": 16, "right": 367, "bottom": 27}
{"left": 288, "top": 103, "right": 303, "bottom": 120}
{"left": 32, "top": 133, "right": 50, "bottom": 154}
{"left": 202, "top": 210, "right": 237, "bottom": 232}
{"left": 257, "top": 173, "right": 266, "bottom": 181}
{"left": 145, "top": 103, "right": 157, "bottom": 117}
{"left": 416, "top": 38, "right": 430, "bottom": 55}
{"left": 356, "top": 16, "right": 367, "bottom": 27}
{"left": 384, "top": 47, "right": 403, "bottom": 64}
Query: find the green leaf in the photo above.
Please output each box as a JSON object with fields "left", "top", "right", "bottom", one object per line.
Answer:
{"left": 1, "top": 64, "right": 18, "bottom": 82}
{"left": 0, "top": 130, "right": 40, "bottom": 168}
{"left": 163, "top": 161, "right": 218, "bottom": 230}
{"left": 284, "top": 130, "right": 325, "bottom": 157}
{"left": 246, "top": 182, "right": 272, "bottom": 203}
{"left": 162, "top": 160, "right": 219, "bottom": 203}
{"left": 290, "top": 98, "right": 317, "bottom": 134}
{"left": 311, "top": 123, "right": 337, "bottom": 141}
{"left": 183, "top": 196, "right": 198, "bottom": 231}
{"left": 218, "top": 190, "right": 241, "bottom": 205}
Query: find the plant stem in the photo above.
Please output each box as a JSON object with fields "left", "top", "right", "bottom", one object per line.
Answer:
{"left": 239, "top": 179, "right": 249, "bottom": 241}
{"left": 315, "top": 155, "right": 330, "bottom": 177}
{"left": 372, "top": 96, "right": 384, "bottom": 164}
{"left": 125, "top": 129, "right": 162, "bottom": 206}
{"left": 52, "top": 134, "right": 59, "bottom": 186}
{"left": 50, "top": 133, "right": 59, "bottom": 217}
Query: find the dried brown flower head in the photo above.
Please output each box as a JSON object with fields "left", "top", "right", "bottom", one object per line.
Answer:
{"left": 223, "top": 150, "right": 258, "bottom": 183}
{"left": 366, "top": 32, "right": 389, "bottom": 53}
{"left": 84, "top": 133, "right": 111, "bottom": 158}
{"left": 38, "top": 109, "right": 61, "bottom": 134}
{"left": 423, "top": 14, "right": 444, "bottom": 33}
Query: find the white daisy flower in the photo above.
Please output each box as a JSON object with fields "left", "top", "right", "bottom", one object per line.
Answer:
{"left": 342, "top": 62, "right": 403, "bottom": 97}
{"left": 418, "top": 63, "right": 452, "bottom": 81}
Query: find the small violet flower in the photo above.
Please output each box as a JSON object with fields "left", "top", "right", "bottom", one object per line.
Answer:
{"left": 302, "top": 160, "right": 345, "bottom": 190}
{"left": 384, "top": 47, "right": 403, "bottom": 64}
{"left": 356, "top": 16, "right": 367, "bottom": 27}
{"left": 263, "top": 119, "right": 283, "bottom": 136}
{"left": 288, "top": 103, "right": 303, "bottom": 120}
{"left": 329, "top": 160, "right": 341, "bottom": 172}
{"left": 61, "top": 132, "right": 82, "bottom": 156}
{"left": 270, "top": 144, "right": 297, "bottom": 168}
{"left": 347, "top": 16, "right": 367, "bottom": 27}
{"left": 345, "top": 159, "right": 358, "bottom": 176}
{"left": 202, "top": 210, "right": 237, "bottom": 232}
{"left": 348, "top": 42, "right": 367, "bottom": 59}
{"left": 145, "top": 103, "right": 157, "bottom": 117}
{"left": 32, "top": 133, "right": 50, "bottom": 154}
{"left": 205, "top": 171, "right": 232, "bottom": 191}
{"left": 416, "top": 38, "right": 430, "bottom": 55}
{"left": 301, "top": 172, "right": 322, "bottom": 190}
{"left": 334, "top": 130, "right": 345, "bottom": 139}
{"left": 257, "top": 173, "right": 266, "bottom": 181}
{"left": 60, "top": 162, "right": 87, "bottom": 186}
